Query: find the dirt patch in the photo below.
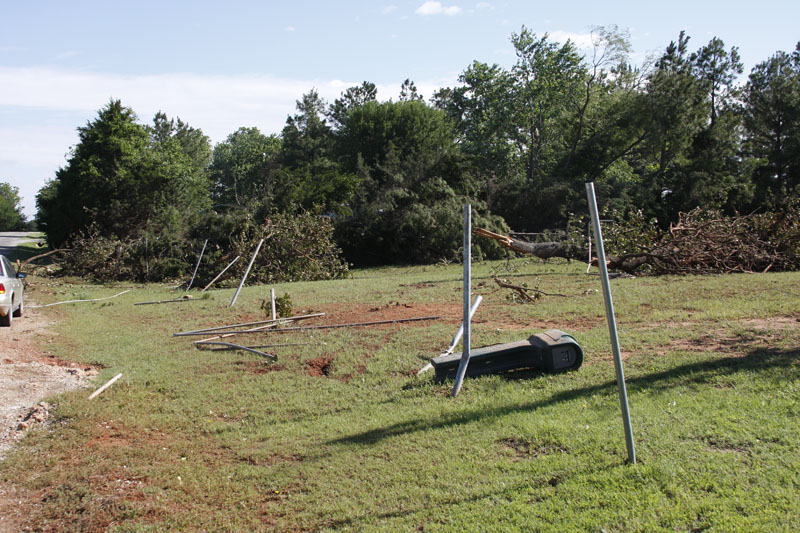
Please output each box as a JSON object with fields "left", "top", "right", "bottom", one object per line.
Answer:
{"left": 0, "top": 309, "right": 97, "bottom": 460}
{"left": 0, "top": 305, "right": 97, "bottom": 532}
{"left": 500, "top": 437, "right": 569, "bottom": 460}
{"left": 305, "top": 355, "right": 333, "bottom": 377}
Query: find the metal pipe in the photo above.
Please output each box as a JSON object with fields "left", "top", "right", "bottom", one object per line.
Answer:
{"left": 202, "top": 255, "right": 241, "bottom": 292}
{"left": 586, "top": 182, "right": 636, "bottom": 464}
{"left": 187, "top": 239, "right": 208, "bottom": 291}
{"left": 230, "top": 238, "right": 264, "bottom": 307}
{"left": 452, "top": 204, "right": 472, "bottom": 397}
{"left": 417, "top": 295, "right": 482, "bottom": 375}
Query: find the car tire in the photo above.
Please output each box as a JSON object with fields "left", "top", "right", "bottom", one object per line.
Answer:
{"left": 13, "top": 297, "right": 23, "bottom": 318}
{"left": 0, "top": 309, "right": 11, "bottom": 327}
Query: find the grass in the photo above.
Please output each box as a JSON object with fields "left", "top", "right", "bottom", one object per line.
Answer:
{"left": 2, "top": 258, "right": 799, "bottom": 531}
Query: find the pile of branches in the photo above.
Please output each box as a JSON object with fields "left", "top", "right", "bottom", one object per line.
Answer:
{"left": 613, "top": 209, "right": 796, "bottom": 274}
{"left": 629, "top": 209, "right": 798, "bottom": 274}
{"left": 477, "top": 206, "right": 800, "bottom": 275}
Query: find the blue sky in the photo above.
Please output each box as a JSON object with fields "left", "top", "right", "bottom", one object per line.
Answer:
{"left": 2, "top": 0, "right": 798, "bottom": 216}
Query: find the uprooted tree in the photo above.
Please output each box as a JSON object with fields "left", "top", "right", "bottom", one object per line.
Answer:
{"left": 476, "top": 205, "right": 800, "bottom": 275}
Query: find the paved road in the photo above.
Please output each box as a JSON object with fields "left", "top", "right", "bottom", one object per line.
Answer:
{"left": 0, "top": 232, "right": 43, "bottom": 257}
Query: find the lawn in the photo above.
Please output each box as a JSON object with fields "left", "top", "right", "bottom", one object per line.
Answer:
{"left": 2, "top": 258, "right": 799, "bottom": 531}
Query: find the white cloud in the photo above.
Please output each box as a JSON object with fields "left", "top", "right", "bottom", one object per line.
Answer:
{"left": 475, "top": 2, "right": 493, "bottom": 10}
{"left": 415, "top": 2, "right": 462, "bottom": 16}
{"left": 382, "top": 5, "right": 398, "bottom": 15}
{"left": 285, "top": 26, "right": 296, "bottom": 32}
{"left": 549, "top": 30, "right": 594, "bottom": 50}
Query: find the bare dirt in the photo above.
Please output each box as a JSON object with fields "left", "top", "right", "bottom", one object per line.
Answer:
{"left": 0, "top": 305, "right": 97, "bottom": 532}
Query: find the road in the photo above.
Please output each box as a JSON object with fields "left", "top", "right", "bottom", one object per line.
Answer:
{"left": 0, "top": 232, "right": 42, "bottom": 257}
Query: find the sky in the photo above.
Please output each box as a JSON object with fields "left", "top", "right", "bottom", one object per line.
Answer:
{"left": 2, "top": 0, "right": 798, "bottom": 217}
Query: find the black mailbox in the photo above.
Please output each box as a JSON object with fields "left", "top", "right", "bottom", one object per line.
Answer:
{"left": 431, "top": 329, "right": 583, "bottom": 383}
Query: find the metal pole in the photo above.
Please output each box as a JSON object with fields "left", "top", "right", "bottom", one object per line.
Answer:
{"left": 202, "top": 255, "right": 241, "bottom": 292}
{"left": 586, "top": 182, "right": 636, "bottom": 464}
{"left": 230, "top": 238, "right": 265, "bottom": 307}
{"left": 417, "top": 295, "right": 482, "bottom": 375}
{"left": 452, "top": 205, "right": 472, "bottom": 397}
{"left": 187, "top": 239, "right": 208, "bottom": 291}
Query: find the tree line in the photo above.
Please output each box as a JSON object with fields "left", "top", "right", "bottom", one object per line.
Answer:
{"left": 32, "top": 27, "right": 800, "bottom": 279}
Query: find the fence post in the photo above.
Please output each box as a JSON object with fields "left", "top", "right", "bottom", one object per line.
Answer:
{"left": 586, "top": 182, "right": 636, "bottom": 464}
{"left": 452, "top": 204, "right": 472, "bottom": 397}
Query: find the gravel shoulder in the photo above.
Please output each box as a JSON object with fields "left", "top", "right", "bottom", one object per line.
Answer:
{"left": 0, "top": 303, "right": 97, "bottom": 531}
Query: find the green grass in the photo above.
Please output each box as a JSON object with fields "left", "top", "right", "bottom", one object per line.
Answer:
{"left": 2, "top": 259, "right": 799, "bottom": 531}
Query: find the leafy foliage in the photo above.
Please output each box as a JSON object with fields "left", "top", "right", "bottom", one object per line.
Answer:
{"left": 36, "top": 100, "right": 211, "bottom": 247}
{"left": 33, "top": 33, "right": 800, "bottom": 277}
{"left": 0, "top": 182, "right": 27, "bottom": 231}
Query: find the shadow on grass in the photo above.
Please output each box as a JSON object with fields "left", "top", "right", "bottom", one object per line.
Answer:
{"left": 329, "top": 346, "right": 799, "bottom": 447}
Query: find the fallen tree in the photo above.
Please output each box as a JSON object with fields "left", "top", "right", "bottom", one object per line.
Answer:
{"left": 476, "top": 206, "right": 800, "bottom": 275}
{"left": 474, "top": 228, "right": 649, "bottom": 274}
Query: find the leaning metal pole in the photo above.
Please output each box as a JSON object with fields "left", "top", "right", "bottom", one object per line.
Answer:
{"left": 586, "top": 182, "right": 637, "bottom": 464}
{"left": 452, "top": 205, "right": 472, "bottom": 397}
{"left": 186, "top": 239, "right": 208, "bottom": 291}
{"left": 230, "top": 238, "right": 265, "bottom": 307}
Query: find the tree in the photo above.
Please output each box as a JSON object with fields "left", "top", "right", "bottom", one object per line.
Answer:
{"left": 630, "top": 32, "right": 710, "bottom": 222}
{"left": 328, "top": 82, "right": 377, "bottom": 129}
{"left": 742, "top": 43, "right": 800, "bottom": 206}
{"left": 0, "top": 182, "right": 26, "bottom": 231}
{"left": 37, "top": 100, "right": 212, "bottom": 246}
{"left": 434, "top": 27, "right": 597, "bottom": 230}
{"left": 37, "top": 100, "right": 150, "bottom": 245}
{"left": 399, "top": 79, "right": 423, "bottom": 102}
{"left": 335, "top": 99, "right": 506, "bottom": 264}
{"left": 277, "top": 90, "right": 359, "bottom": 215}
{"left": 208, "top": 127, "right": 281, "bottom": 206}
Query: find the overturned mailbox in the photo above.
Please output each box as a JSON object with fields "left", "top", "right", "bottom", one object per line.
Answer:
{"left": 431, "top": 329, "right": 583, "bottom": 383}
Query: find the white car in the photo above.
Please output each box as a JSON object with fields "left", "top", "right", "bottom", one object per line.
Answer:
{"left": 0, "top": 254, "right": 26, "bottom": 327}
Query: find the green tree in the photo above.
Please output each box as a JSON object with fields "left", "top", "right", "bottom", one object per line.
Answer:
{"left": 436, "top": 27, "right": 616, "bottom": 230}
{"left": 742, "top": 43, "right": 800, "bottom": 205}
{"left": 399, "top": 79, "right": 423, "bottom": 102}
{"left": 0, "top": 182, "right": 26, "bottom": 231}
{"left": 680, "top": 37, "right": 751, "bottom": 213}
{"left": 335, "top": 99, "right": 506, "bottom": 264}
{"left": 208, "top": 127, "right": 281, "bottom": 206}
{"left": 277, "top": 90, "right": 359, "bottom": 215}
{"left": 631, "top": 32, "right": 709, "bottom": 222}
{"left": 36, "top": 100, "right": 212, "bottom": 246}
{"left": 328, "top": 81, "right": 377, "bottom": 129}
